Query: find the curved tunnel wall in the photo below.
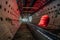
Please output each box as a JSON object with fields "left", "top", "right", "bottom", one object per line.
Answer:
{"left": 0, "top": 0, "right": 60, "bottom": 40}
{"left": 0, "top": 0, "right": 20, "bottom": 40}
{"left": 32, "top": 0, "right": 60, "bottom": 29}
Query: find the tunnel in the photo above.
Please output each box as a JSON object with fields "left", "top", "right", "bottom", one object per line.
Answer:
{"left": 0, "top": 0, "right": 60, "bottom": 40}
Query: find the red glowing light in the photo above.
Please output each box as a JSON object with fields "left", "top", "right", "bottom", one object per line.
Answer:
{"left": 38, "top": 15, "right": 49, "bottom": 28}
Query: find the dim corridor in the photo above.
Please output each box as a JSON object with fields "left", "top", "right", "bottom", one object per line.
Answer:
{"left": 12, "top": 23, "right": 35, "bottom": 40}
{"left": 0, "top": 0, "right": 60, "bottom": 40}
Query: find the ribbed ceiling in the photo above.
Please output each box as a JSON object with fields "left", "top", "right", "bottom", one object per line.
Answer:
{"left": 17, "top": 0, "right": 50, "bottom": 15}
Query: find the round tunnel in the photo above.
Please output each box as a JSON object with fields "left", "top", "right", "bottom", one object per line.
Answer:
{"left": 0, "top": 0, "right": 60, "bottom": 40}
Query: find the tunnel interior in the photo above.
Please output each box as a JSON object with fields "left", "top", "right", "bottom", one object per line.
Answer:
{"left": 0, "top": 0, "right": 60, "bottom": 40}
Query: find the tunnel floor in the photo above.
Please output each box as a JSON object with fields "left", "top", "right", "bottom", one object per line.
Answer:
{"left": 12, "top": 23, "right": 35, "bottom": 40}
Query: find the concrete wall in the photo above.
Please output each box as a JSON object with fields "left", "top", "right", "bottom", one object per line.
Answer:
{"left": 0, "top": 0, "right": 20, "bottom": 40}
{"left": 32, "top": 0, "right": 60, "bottom": 29}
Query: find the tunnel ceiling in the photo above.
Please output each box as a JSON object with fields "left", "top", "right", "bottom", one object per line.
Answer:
{"left": 17, "top": 0, "right": 50, "bottom": 15}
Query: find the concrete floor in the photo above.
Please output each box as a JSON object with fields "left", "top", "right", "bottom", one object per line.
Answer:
{"left": 12, "top": 23, "right": 35, "bottom": 40}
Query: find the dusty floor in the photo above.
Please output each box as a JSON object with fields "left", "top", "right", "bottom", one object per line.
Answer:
{"left": 12, "top": 23, "right": 35, "bottom": 40}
